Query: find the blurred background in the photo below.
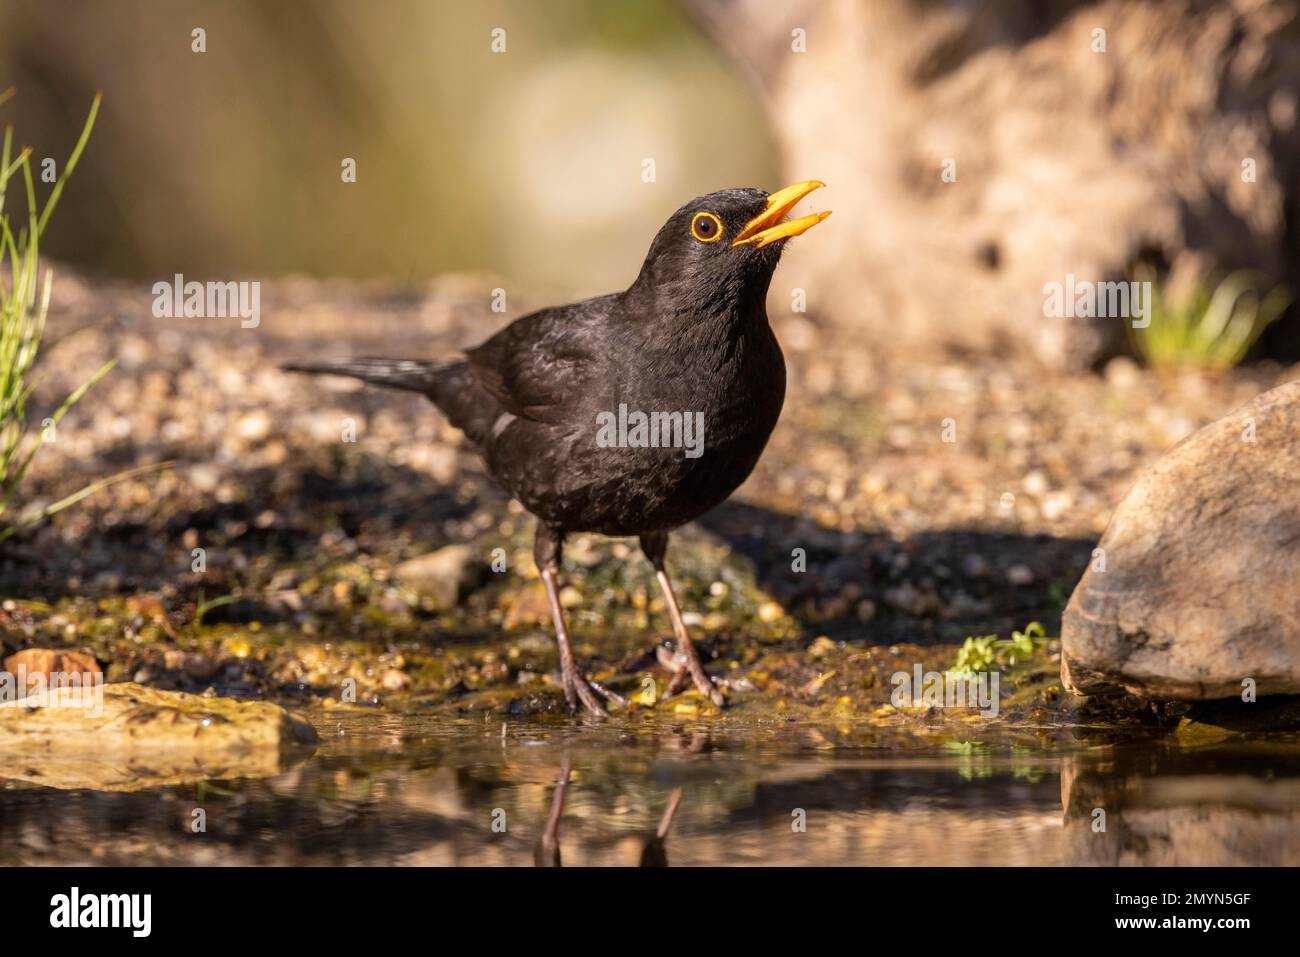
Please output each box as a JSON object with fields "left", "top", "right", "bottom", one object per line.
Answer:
{"left": 0, "top": 0, "right": 776, "bottom": 301}
{"left": 4, "top": 0, "right": 1300, "bottom": 369}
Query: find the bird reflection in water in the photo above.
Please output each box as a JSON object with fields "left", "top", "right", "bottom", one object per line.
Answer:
{"left": 533, "top": 758, "right": 685, "bottom": 867}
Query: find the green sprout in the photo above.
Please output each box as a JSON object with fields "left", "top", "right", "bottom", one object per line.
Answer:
{"left": 949, "top": 621, "right": 1048, "bottom": 677}
{"left": 194, "top": 591, "right": 239, "bottom": 628}
{"left": 1129, "top": 265, "right": 1291, "bottom": 371}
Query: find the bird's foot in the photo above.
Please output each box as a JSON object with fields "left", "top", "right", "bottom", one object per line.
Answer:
{"left": 561, "top": 661, "right": 627, "bottom": 719}
{"left": 655, "top": 644, "right": 728, "bottom": 707}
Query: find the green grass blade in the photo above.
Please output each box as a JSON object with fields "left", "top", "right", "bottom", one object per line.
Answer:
{"left": 0, "top": 460, "right": 175, "bottom": 545}
{"left": 36, "top": 92, "right": 100, "bottom": 238}
{"left": 0, "top": 355, "right": 116, "bottom": 517}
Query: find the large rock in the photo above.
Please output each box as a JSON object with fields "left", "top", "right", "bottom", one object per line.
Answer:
{"left": 0, "top": 682, "right": 317, "bottom": 791}
{"left": 1062, "top": 379, "right": 1300, "bottom": 699}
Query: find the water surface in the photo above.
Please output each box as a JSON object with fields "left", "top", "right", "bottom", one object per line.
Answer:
{"left": 4, "top": 710, "right": 1297, "bottom": 866}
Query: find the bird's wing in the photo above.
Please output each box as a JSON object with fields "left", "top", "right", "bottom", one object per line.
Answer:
{"left": 465, "top": 294, "right": 618, "bottom": 424}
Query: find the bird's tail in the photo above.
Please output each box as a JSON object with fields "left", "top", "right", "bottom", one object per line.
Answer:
{"left": 282, "top": 355, "right": 497, "bottom": 446}
{"left": 281, "top": 357, "right": 455, "bottom": 394}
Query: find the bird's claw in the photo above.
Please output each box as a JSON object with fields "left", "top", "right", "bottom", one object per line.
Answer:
{"left": 562, "top": 668, "right": 627, "bottom": 719}
{"left": 655, "top": 643, "right": 728, "bottom": 707}
{"left": 585, "top": 676, "right": 629, "bottom": 708}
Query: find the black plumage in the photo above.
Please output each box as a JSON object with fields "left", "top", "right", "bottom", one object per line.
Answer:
{"left": 285, "top": 183, "right": 830, "bottom": 717}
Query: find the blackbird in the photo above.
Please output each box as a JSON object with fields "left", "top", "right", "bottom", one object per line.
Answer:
{"left": 285, "top": 181, "right": 830, "bottom": 718}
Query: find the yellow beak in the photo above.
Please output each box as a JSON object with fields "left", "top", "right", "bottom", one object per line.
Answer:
{"left": 732, "top": 180, "right": 831, "bottom": 249}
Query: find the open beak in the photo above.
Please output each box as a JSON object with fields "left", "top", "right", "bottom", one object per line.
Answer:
{"left": 733, "top": 180, "right": 832, "bottom": 249}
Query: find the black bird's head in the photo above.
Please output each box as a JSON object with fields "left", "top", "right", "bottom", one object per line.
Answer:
{"left": 628, "top": 181, "right": 831, "bottom": 317}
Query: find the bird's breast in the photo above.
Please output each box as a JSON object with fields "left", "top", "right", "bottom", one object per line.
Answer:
{"left": 492, "top": 317, "right": 786, "bottom": 536}
{"left": 574, "top": 326, "right": 785, "bottom": 531}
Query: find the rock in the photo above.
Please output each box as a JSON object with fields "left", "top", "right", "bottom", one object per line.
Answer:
{"left": 808, "top": 636, "right": 839, "bottom": 659}
{"left": 0, "top": 682, "right": 317, "bottom": 791}
{"left": 503, "top": 582, "right": 551, "bottom": 629}
{"left": 1105, "top": 356, "right": 1142, "bottom": 391}
{"left": 233, "top": 410, "right": 273, "bottom": 443}
{"left": 393, "top": 544, "right": 486, "bottom": 610}
{"left": 1061, "top": 380, "right": 1300, "bottom": 699}
{"left": 162, "top": 649, "right": 219, "bottom": 680}
{"left": 1005, "top": 564, "right": 1035, "bottom": 587}
{"left": 267, "top": 588, "right": 305, "bottom": 613}
{"left": 3, "top": 649, "right": 101, "bottom": 695}
{"left": 883, "top": 583, "right": 936, "bottom": 617}
{"left": 125, "top": 593, "right": 175, "bottom": 635}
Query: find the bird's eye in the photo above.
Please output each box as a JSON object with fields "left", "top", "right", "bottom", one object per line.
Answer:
{"left": 690, "top": 211, "right": 723, "bottom": 243}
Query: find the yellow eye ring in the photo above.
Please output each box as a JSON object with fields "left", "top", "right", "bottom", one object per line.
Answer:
{"left": 690, "top": 211, "right": 724, "bottom": 243}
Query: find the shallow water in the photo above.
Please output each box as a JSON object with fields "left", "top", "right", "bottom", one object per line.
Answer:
{"left": 3, "top": 710, "right": 1298, "bottom": 866}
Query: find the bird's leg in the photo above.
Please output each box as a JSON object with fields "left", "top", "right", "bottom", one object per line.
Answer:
{"left": 656, "top": 786, "right": 684, "bottom": 840}
{"left": 534, "top": 758, "right": 571, "bottom": 867}
{"left": 536, "top": 526, "right": 624, "bottom": 718}
{"left": 638, "top": 786, "right": 684, "bottom": 867}
{"left": 540, "top": 568, "right": 610, "bottom": 718}
{"left": 640, "top": 532, "right": 726, "bottom": 707}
